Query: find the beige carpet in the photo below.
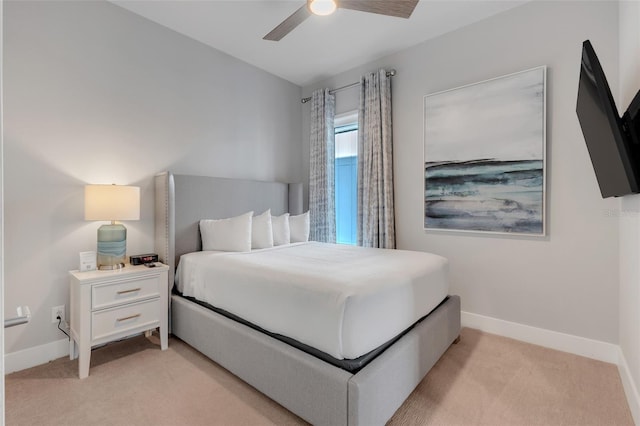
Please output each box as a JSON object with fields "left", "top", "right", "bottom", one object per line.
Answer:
{"left": 5, "top": 328, "right": 633, "bottom": 426}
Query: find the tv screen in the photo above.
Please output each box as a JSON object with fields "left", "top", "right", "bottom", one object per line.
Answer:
{"left": 576, "top": 40, "right": 640, "bottom": 198}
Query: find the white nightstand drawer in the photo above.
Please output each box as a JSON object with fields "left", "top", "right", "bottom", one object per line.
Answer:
{"left": 92, "top": 275, "right": 160, "bottom": 310}
{"left": 92, "top": 299, "right": 160, "bottom": 343}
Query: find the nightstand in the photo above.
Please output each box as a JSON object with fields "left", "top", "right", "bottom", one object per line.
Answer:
{"left": 69, "top": 263, "right": 169, "bottom": 378}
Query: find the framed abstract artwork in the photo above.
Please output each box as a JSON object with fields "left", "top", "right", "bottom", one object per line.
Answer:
{"left": 424, "top": 66, "right": 546, "bottom": 236}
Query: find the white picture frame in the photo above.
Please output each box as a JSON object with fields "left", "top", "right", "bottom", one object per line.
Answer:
{"left": 423, "top": 66, "right": 547, "bottom": 236}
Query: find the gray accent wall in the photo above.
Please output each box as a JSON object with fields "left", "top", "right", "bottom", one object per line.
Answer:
{"left": 302, "top": 1, "right": 621, "bottom": 344}
{"left": 3, "top": 0, "right": 302, "bottom": 353}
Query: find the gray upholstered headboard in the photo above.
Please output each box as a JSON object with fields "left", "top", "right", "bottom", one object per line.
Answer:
{"left": 154, "top": 171, "right": 303, "bottom": 288}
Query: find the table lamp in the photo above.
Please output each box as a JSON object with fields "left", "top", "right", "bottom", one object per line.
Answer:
{"left": 85, "top": 184, "right": 140, "bottom": 270}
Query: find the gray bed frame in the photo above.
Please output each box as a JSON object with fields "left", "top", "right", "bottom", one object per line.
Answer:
{"left": 154, "top": 171, "right": 461, "bottom": 426}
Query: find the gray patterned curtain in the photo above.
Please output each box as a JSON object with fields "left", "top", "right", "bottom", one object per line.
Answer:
{"left": 357, "top": 69, "right": 396, "bottom": 248}
{"left": 309, "top": 88, "right": 336, "bottom": 243}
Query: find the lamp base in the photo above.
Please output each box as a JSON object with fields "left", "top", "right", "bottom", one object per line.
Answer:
{"left": 98, "top": 262, "right": 125, "bottom": 271}
{"left": 96, "top": 223, "right": 128, "bottom": 270}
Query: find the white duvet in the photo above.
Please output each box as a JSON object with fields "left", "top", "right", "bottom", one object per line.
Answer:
{"left": 176, "top": 242, "right": 449, "bottom": 360}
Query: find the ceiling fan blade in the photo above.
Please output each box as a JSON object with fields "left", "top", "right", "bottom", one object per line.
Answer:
{"left": 263, "top": 4, "right": 312, "bottom": 41}
{"left": 339, "top": 0, "right": 419, "bottom": 19}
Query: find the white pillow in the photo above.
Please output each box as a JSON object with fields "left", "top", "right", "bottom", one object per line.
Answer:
{"left": 200, "top": 211, "right": 253, "bottom": 252}
{"left": 289, "top": 211, "right": 310, "bottom": 243}
{"left": 252, "top": 209, "right": 274, "bottom": 249}
{"left": 271, "top": 213, "right": 290, "bottom": 246}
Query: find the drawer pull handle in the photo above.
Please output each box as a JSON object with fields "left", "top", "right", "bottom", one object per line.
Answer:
{"left": 117, "top": 288, "right": 141, "bottom": 295}
{"left": 116, "top": 314, "right": 141, "bottom": 322}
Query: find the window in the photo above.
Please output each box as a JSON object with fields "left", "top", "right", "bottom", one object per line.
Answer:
{"left": 335, "top": 113, "right": 358, "bottom": 245}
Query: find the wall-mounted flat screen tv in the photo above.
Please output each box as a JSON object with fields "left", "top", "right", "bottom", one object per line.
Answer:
{"left": 576, "top": 39, "right": 640, "bottom": 198}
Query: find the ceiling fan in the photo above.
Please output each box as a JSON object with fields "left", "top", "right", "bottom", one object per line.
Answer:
{"left": 263, "top": 0, "right": 420, "bottom": 41}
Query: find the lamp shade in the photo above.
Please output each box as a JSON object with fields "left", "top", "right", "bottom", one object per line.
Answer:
{"left": 85, "top": 185, "right": 140, "bottom": 221}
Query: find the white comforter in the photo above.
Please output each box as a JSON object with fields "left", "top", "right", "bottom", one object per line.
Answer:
{"left": 176, "top": 242, "right": 449, "bottom": 360}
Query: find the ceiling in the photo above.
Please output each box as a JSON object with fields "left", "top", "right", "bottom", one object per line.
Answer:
{"left": 112, "top": 0, "right": 529, "bottom": 87}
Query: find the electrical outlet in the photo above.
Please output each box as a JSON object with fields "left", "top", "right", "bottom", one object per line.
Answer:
{"left": 51, "top": 305, "right": 65, "bottom": 324}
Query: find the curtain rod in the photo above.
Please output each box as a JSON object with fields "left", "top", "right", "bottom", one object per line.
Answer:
{"left": 301, "top": 69, "right": 396, "bottom": 104}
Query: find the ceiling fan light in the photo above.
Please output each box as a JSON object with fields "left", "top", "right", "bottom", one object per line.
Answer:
{"left": 308, "top": 0, "right": 337, "bottom": 16}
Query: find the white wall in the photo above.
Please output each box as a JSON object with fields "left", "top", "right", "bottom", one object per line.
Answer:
{"left": 303, "top": 1, "right": 621, "bottom": 344}
{"left": 1, "top": 0, "right": 6, "bottom": 416}
{"left": 618, "top": 0, "right": 640, "bottom": 421}
{"left": 3, "top": 0, "right": 302, "bottom": 355}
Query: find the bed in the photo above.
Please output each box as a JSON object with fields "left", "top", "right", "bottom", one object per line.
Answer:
{"left": 154, "top": 171, "right": 461, "bottom": 426}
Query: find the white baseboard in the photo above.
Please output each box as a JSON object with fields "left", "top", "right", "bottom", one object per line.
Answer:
{"left": 618, "top": 348, "right": 640, "bottom": 425}
{"left": 461, "top": 311, "right": 619, "bottom": 364}
{"left": 4, "top": 338, "right": 70, "bottom": 374}
{"left": 4, "top": 315, "right": 621, "bottom": 371}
